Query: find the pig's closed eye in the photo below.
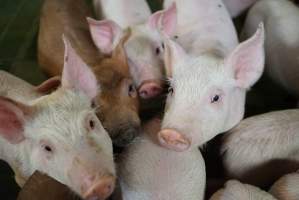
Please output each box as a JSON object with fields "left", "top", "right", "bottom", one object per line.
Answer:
{"left": 155, "top": 47, "right": 160, "bottom": 55}
{"left": 89, "top": 119, "right": 95, "bottom": 130}
{"left": 128, "top": 84, "right": 137, "bottom": 98}
{"left": 211, "top": 94, "right": 221, "bottom": 103}
{"left": 44, "top": 145, "right": 52, "bottom": 152}
{"left": 168, "top": 86, "right": 174, "bottom": 95}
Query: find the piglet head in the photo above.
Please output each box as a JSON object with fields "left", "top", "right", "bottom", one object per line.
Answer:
{"left": 158, "top": 23, "right": 265, "bottom": 151}
{"left": 87, "top": 18, "right": 141, "bottom": 147}
{"left": 120, "top": 2, "right": 177, "bottom": 99}
{"left": 0, "top": 38, "right": 115, "bottom": 200}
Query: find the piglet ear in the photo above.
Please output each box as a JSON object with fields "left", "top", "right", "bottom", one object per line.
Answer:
{"left": 61, "top": 36, "right": 99, "bottom": 99}
{"left": 148, "top": 2, "right": 177, "bottom": 36}
{"left": 163, "top": 37, "right": 187, "bottom": 77}
{"left": 225, "top": 23, "right": 265, "bottom": 89}
{"left": 87, "top": 17, "right": 123, "bottom": 55}
{"left": 0, "top": 97, "right": 33, "bottom": 144}
{"left": 35, "top": 76, "right": 61, "bottom": 94}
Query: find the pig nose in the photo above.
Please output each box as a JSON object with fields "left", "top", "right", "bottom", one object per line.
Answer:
{"left": 83, "top": 175, "right": 115, "bottom": 200}
{"left": 113, "top": 127, "right": 139, "bottom": 147}
{"left": 139, "top": 81, "right": 163, "bottom": 99}
{"left": 158, "top": 129, "right": 191, "bottom": 152}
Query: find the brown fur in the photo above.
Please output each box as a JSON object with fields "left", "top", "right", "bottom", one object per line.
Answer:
{"left": 38, "top": 0, "right": 140, "bottom": 144}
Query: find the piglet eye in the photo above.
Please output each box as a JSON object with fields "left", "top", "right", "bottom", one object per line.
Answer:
{"left": 168, "top": 87, "right": 174, "bottom": 95}
{"left": 89, "top": 120, "right": 95, "bottom": 130}
{"left": 155, "top": 47, "right": 160, "bottom": 55}
{"left": 211, "top": 95, "right": 220, "bottom": 103}
{"left": 162, "top": 42, "right": 165, "bottom": 49}
{"left": 128, "top": 84, "right": 137, "bottom": 98}
{"left": 44, "top": 145, "right": 52, "bottom": 153}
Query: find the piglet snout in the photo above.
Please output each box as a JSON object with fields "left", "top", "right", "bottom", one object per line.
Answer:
{"left": 158, "top": 129, "right": 191, "bottom": 152}
{"left": 83, "top": 175, "right": 115, "bottom": 200}
{"left": 139, "top": 81, "right": 163, "bottom": 99}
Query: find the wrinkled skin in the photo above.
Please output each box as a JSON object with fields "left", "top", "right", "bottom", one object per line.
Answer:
{"left": 38, "top": 0, "right": 140, "bottom": 147}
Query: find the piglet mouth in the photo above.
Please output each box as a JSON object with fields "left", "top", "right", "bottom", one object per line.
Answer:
{"left": 82, "top": 175, "right": 116, "bottom": 200}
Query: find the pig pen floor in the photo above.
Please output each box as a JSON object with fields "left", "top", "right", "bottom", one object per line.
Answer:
{"left": 0, "top": 0, "right": 298, "bottom": 199}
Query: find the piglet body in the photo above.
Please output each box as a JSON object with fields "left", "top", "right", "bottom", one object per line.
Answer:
{"left": 269, "top": 171, "right": 299, "bottom": 200}
{"left": 242, "top": 0, "right": 299, "bottom": 97}
{"left": 118, "top": 119, "right": 206, "bottom": 200}
{"left": 221, "top": 109, "right": 299, "bottom": 187}
{"left": 222, "top": 0, "right": 259, "bottom": 17}
{"left": 93, "top": 0, "right": 151, "bottom": 28}
{"left": 210, "top": 180, "right": 276, "bottom": 200}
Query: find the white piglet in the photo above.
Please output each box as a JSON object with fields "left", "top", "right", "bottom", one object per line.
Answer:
{"left": 210, "top": 180, "right": 277, "bottom": 200}
{"left": 221, "top": 109, "right": 299, "bottom": 187}
{"left": 0, "top": 38, "right": 115, "bottom": 200}
{"left": 270, "top": 170, "right": 299, "bottom": 200}
{"left": 222, "top": 0, "right": 259, "bottom": 17}
{"left": 242, "top": 0, "right": 299, "bottom": 97}
{"left": 93, "top": 1, "right": 177, "bottom": 99}
{"left": 158, "top": 0, "right": 265, "bottom": 151}
{"left": 117, "top": 118, "right": 206, "bottom": 200}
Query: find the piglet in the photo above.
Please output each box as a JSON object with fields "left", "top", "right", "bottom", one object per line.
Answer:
{"left": 0, "top": 38, "right": 116, "bottom": 200}
{"left": 222, "top": 0, "right": 259, "bottom": 17}
{"left": 158, "top": 0, "right": 265, "bottom": 152}
{"left": 117, "top": 118, "right": 206, "bottom": 200}
{"left": 269, "top": 170, "right": 299, "bottom": 200}
{"left": 38, "top": 0, "right": 140, "bottom": 146}
{"left": 95, "top": 0, "right": 177, "bottom": 99}
{"left": 210, "top": 180, "right": 276, "bottom": 200}
{"left": 221, "top": 109, "right": 299, "bottom": 188}
{"left": 242, "top": 0, "right": 299, "bottom": 98}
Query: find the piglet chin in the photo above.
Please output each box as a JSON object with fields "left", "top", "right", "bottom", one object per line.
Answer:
{"left": 82, "top": 175, "right": 116, "bottom": 200}
{"left": 158, "top": 129, "right": 191, "bottom": 152}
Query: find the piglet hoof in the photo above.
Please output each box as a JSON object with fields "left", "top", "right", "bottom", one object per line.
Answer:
{"left": 158, "top": 129, "right": 190, "bottom": 152}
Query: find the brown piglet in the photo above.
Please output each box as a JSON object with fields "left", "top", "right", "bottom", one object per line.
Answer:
{"left": 38, "top": 0, "right": 140, "bottom": 146}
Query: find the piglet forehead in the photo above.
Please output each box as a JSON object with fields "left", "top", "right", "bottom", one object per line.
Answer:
{"left": 61, "top": 36, "right": 99, "bottom": 99}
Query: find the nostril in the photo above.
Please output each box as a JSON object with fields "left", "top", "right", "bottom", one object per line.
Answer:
{"left": 84, "top": 175, "right": 115, "bottom": 200}
{"left": 138, "top": 82, "right": 163, "bottom": 99}
{"left": 158, "top": 129, "right": 191, "bottom": 152}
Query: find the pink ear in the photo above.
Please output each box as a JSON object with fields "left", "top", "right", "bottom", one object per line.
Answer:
{"left": 87, "top": 17, "right": 123, "bottom": 55}
{"left": 35, "top": 76, "right": 61, "bottom": 94}
{"left": 61, "top": 36, "right": 99, "bottom": 99}
{"left": 226, "top": 23, "right": 265, "bottom": 88}
{"left": 163, "top": 37, "right": 187, "bottom": 77}
{"left": 0, "top": 97, "right": 32, "bottom": 144}
{"left": 148, "top": 2, "right": 177, "bottom": 36}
